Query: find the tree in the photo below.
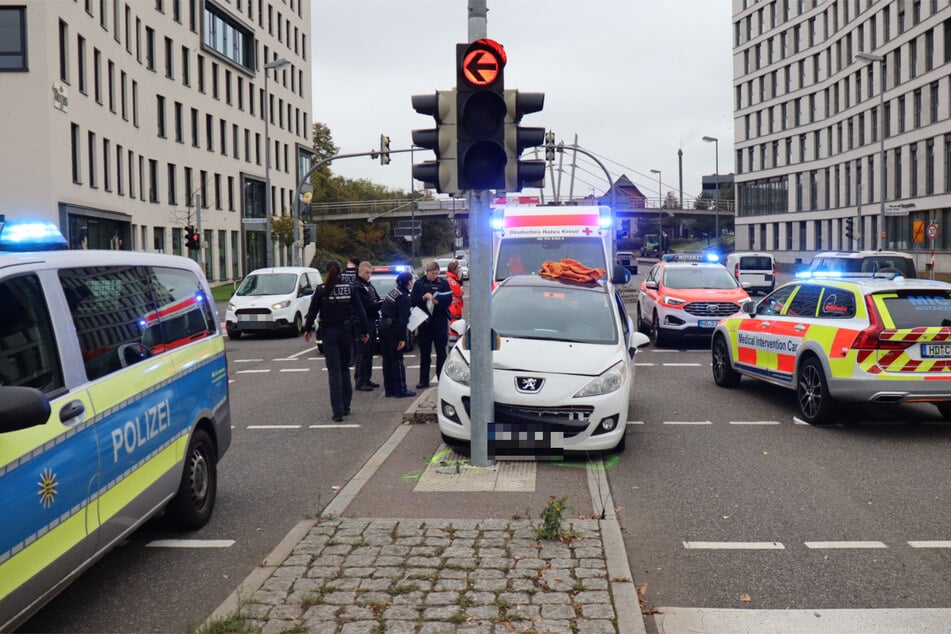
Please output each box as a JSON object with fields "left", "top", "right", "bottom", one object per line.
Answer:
{"left": 270, "top": 214, "right": 295, "bottom": 249}
{"left": 693, "top": 190, "right": 712, "bottom": 210}
{"left": 312, "top": 122, "right": 338, "bottom": 171}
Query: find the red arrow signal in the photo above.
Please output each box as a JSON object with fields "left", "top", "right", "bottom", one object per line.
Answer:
{"left": 462, "top": 49, "right": 499, "bottom": 86}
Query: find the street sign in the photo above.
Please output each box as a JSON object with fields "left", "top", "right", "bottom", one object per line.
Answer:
{"left": 913, "top": 220, "right": 925, "bottom": 243}
{"left": 927, "top": 223, "right": 938, "bottom": 239}
{"left": 241, "top": 218, "right": 267, "bottom": 224}
{"left": 396, "top": 219, "right": 422, "bottom": 230}
{"left": 884, "top": 203, "right": 915, "bottom": 216}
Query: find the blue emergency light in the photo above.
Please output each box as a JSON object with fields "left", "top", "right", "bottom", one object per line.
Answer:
{"left": 0, "top": 216, "right": 69, "bottom": 251}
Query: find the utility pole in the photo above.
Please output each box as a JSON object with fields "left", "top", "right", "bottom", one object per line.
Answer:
{"left": 193, "top": 192, "right": 202, "bottom": 267}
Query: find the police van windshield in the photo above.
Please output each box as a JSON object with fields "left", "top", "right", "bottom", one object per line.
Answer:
{"left": 496, "top": 238, "right": 606, "bottom": 281}
{"left": 236, "top": 273, "right": 298, "bottom": 296}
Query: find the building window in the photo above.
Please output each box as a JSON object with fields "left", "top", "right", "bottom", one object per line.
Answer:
{"left": 197, "top": 53, "right": 204, "bottom": 92}
{"left": 926, "top": 139, "right": 934, "bottom": 195}
{"left": 77, "top": 35, "right": 87, "bottom": 92}
{"left": 87, "top": 131, "right": 97, "bottom": 187}
{"left": 58, "top": 19, "right": 68, "bottom": 81}
{"left": 211, "top": 61, "right": 218, "bottom": 99}
{"left": 174, "top": 101, "right": 183, "bottom": 142}
{"left": 103, "top": 138, "right": 111, "bottom": 191}
{"left": 148, "top": 159, "right": 158, "bottom": 202}
{"left": 168, "top": 163, "right": 177, "bottom": 205}
{"left": 107, "top": 60, "right": 115, "bottom": 111}
{"left": 145, "top": 26, "right": 154, "bottom": 70}
{"left": 132, "top": 79, "right": 139, "bottom": 126}
{"left": 181, "top": 45, "right": 190, "bottom": 85}
{"left": 190, "top": 107, "right": 199, "bottom": 146}
{"left": 945, "top": 134, "right": 951, "bottom": 192}
{"left": 71, "top": 123, "right": 81, "bottom": 183}
{"left": 895, "top": 149, "right": 902, "bottom": 199}
{"left": 910, "top": 144, "right": 918, "bottom": 197}
{"left": 116, "top": 143, "right": 123, "bottom": 195}
{"left": 214, "top": 174, "right": 222, "bottom": 209}
{"left": 202, "top": 2, "right": 254, "bottom": 71}
{"left": 913, "top": 89, "right": 922, "bottom": 128}
{"left": 93, "top": 48, "right": 101, "bottom": 103}
{"left": 205, "top": 113, "right": 214, "bottom": 151}
{"left": 156, "top": 95, "right": 166, "bottom": 137}
{"left": 0, "top": 6, "right": 27, "bottom": 71}
{"left": 164, "top": 36, "right": 173, "bottom": 78}
{"left": 219, "top": 119, "right": 227, "bottom": 156}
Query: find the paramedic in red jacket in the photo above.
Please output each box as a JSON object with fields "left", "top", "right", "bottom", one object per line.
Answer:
{"left": 446, "top": 259, "right": 464, "bottom": 323}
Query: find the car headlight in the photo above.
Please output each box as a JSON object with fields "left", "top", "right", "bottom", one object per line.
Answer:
{"left": 574, "top": 361, "right": 627, "bottom": 397}
{"left": 271, "top": 300, "right": 291, "bottom": 310}
{"left": 227, "top": 302, "right": 236, "bottom": 312}
{"left": 661, "top": 295, "right": 687, "bottom": 306}
{"left": 443, "top": 349, "right": 470, "bottom": 386}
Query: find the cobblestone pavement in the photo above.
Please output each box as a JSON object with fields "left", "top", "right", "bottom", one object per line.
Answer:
{"left": 237, "top": 517, "right": 620, "bottom": 634}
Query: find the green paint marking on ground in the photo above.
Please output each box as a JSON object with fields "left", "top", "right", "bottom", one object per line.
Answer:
{"left": 401, "top": 469, "right": 425, "bottom": 482}
{"left": 554, "top": 454, "right": 621, "bottom": 470}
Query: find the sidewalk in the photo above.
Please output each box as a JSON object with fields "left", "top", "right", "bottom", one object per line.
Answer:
{"left": 208, "top": 388, "right": 645, "bottom": 634}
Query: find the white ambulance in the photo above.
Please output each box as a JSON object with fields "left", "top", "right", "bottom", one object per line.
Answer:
{"left": 491, "top": 205, "right": 627, "bottom": 285}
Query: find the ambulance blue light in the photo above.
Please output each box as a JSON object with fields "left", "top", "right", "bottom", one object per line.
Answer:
{"left": 599, "top": 215, "right": 613, "bottom": 229}
{"left": 0, "top": 218, "right": 69, "bottom": 251}
{"left": 491, "top": 217, "right": 504, "bottom": 230}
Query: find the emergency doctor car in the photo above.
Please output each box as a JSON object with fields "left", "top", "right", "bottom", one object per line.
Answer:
{"left": 0, "top": 220, "right": 231, "bottom": 630}
{"left": 711, "top": 272, "right": 951, "bottom": 425}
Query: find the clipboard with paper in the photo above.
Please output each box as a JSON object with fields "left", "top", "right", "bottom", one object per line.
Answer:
{"left": 407, "top": 306, "right": 429, "bottom": 331}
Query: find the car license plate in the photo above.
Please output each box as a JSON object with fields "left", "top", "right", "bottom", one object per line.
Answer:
{"left": 488, "top": 422, "right": 564, "bottom": 460}
{"left": 698, "top": 320, "right": 718, "bottom": 328}
{"left": 921, "top": 343, "right": 951, "bottom": 358}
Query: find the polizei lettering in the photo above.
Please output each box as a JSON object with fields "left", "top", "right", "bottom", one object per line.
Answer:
{"left": 111, "top": 399, "right": 171, "bottom": 462}
{"left": 737, "top": 332, "right": 800, "bottom": 354}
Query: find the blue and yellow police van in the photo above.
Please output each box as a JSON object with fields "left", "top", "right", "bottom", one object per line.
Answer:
{"left": 0, "top": 219, "right": 231, "bottom": 630}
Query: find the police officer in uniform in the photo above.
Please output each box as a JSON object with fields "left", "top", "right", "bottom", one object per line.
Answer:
{"left": 379, "top": 271, "right": 415, "bottom": 397}
{"left": 353, "top": 261, "right": 382, "bottom": 391}
{"left": 303, "top": 260, "right": 369, "bottom": 421}
{"left": 340, "top": 256, "right": 361, "bottom": 364}
{"left": 411, "top": 260, "right": 453, "bottom": 388}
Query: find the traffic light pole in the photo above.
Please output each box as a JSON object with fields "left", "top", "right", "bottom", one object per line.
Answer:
{"left": 193, "top": 192, "right": 202, "bottom": 266}
{"left": 290, "top": 147, "right": 416, "bottom": 266}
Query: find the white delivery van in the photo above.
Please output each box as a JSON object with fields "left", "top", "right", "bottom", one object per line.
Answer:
{"left": 491, "top": 205, "right": 626, "bottom": 285}
{"left": 224, "top": 266, "right": 322, "bottom": 338}
{"left": 725, "top": 251, "right": 775, "bottom": 295}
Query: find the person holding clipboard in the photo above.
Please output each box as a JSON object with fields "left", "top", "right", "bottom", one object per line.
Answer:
{"left": 411, "top": 260, "right": 453, "bottom": 388}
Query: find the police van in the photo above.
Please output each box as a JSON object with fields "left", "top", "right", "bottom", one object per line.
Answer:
{"left": 0, "top": 219, "right": 231, "bottom": 630}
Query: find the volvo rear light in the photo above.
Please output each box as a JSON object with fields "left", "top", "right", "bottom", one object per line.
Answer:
{"left": 851, "top": 295, "right": 912, "bottom": 350}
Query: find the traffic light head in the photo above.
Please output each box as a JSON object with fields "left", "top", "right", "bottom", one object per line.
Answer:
{"left": 411, "top": 90, "right": 458, "bottom": 194}
{"left": 845, "top": 217, "right": 854, "bottom": 240}
{"left": 456, "top": 39, "right": 507, "bottom": 191}
{"left": 504, "top": 90, "right": 546, "bottom": 192}
{"left": 379, "top": 135, "right": 391, "bottom": 165}
{"left": 302, "top": 224, "right": 313, "bottom": 244}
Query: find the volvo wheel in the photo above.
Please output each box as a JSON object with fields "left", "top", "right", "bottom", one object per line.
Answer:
{"left": 797, "top": 357, "right": 836, "bottom": 425}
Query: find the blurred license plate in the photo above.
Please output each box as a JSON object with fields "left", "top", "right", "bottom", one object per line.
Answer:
{"left": 921, "top": 343, "right": 951, "bottom": 358}
{"left": 488, "top": 422, "right": 564, "bottom": 460}
{"left": 698, "top": 320, "right": 718, "bottom": 328}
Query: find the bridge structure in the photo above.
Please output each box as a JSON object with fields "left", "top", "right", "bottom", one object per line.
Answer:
{"left": 308, "top": 197, "right": 735, "bottom": 226}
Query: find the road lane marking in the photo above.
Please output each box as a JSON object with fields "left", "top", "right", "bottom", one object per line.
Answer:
{"left": 804, "top": 541, "right": 887, "bottom": 549}
{"left": 285, "top": 347, "right": 315, "bottom": 359}
{"left": 730, "top": 420, "right": 781, "bottom": 425}
{"left": 663, "top": 362, "right": 702, "bottom": 367}
{"left": 663, "top": 421, "right": 712, "bottom": 425}
{"left": 683, "top": 541, "right": 785, "bottom": 550}
{"left": 235, "top": 369, "right": 270, "bottom": 374}
{"left": 248, "top": 424, "right": 302, "bottom": 429}
{"left": 147, "top": 539, "right": 235, "bottom": 548}
{"left": 233, "top": 358, "right": 263, "bottom": 363}
{"left": 634, "top": 363, "right": 655, "bottom": 367}
{"left": 908, "top": 541, "right": 951, "bottom": 548}
{"left": 309, "top": 424, "right": 361, "bottom": 429}
{"left": 279, "top": 368, "right": 310, "bottom": 373}
{"left": 627, "top": 421, "right": 645, "bottom": 425}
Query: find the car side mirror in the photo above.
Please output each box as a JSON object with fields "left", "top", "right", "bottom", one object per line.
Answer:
{"left": 645, "top": 280, "right": 658, "bottom": 290}
{"left": 742, "top": 300, "right": 757, "bottom": 315}
{"left": 299, "top": 287, "right": 314, "bottom": 297}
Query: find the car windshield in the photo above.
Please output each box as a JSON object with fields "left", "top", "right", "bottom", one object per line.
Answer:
{"left": 372, "top": 274, "right": 399, "bottom": 297}
{"left": 662, "top": 267, "right": 739, "bottom": 289}
{"left": 235, "top": 273, "right": 297, "bottom": 296}
{"left": 740, "top": 256, "right": 772, "bottom": 269}
{"left": 491, "top": 284, "right": 617, "bottom": 343}
{"left": 496, "top": 238, "right": 607, "bottom": 281}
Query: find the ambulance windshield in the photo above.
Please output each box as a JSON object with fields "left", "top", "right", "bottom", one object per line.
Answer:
{"left": 495, "top": 238, "right": 607, "bottom": 281}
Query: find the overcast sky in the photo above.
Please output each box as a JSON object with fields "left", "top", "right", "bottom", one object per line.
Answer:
{"left": 311, "top": 0, "right": 735, "bottom": 204}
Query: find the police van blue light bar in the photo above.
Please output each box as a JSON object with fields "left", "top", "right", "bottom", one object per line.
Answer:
{"left": 0, "top": 217, "right": 69, "bottom": 251}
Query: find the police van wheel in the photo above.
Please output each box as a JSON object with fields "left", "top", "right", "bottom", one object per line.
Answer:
{"left": 227, "top": 327, "right": 242, "bottom": 340}
{"left": 797, "top": 357, "right": 835, "bottom": 425}
{"left": 169, "top": 428, "right": 217, "bottom": 530}
{"left": 712, "top": 335, "right": 741, "bottom": 387}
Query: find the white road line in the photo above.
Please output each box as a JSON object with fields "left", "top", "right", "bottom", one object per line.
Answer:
{"left": 309, "top": 424, "right": 361, "bottom": 429}
{"left": 285, "top": 347, "right": 315, "bottom": 359}
{"left": 247, "top": 424, "right": 301, "bottom": 429}
{"left": 663, "top": 420, "right": 712, "bottom": 425}
{"left": 683, "top": 541, "right": 785, "bottom": 550}
{"left": 627, "top": 421, "right": 645, "bottom": 425}
{"left": 634, "top": 363, "right": 655, "bottom": 367}
{"left": 908, "top": 541, "right": 951, "bottom": 548}
{"left": 651, "top": 607, "right": 951, "bottom": 633}
{"left": 279, "top": 368, "right": 310, "bottom": 373}
{"left": 804, "top": 541, "right": 887, "bottom": 549}
{"left": 235, "top": 369, "right": 270, "bottom": 374}
{"left": 730, "top": 420, "right": 781, "bottom": 425}
{"left": 648, "top": 349, "right": 682, "bottom": 353}
{"left": 793, "top": 417, "right": 811, "bottom": 425}
{"left": 147, "top": 539, "right": 235, "bottom": 548}
{"left": 233, "top": 358, "right": 263, "bottom": 363}
{"left": 663, "top": 362, "right": 702, "bottom": 367}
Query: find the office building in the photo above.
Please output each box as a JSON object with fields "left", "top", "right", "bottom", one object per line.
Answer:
{"left": 0, "top": 0, "right": 313, "bottom": 280}
{"left": 732, "top": 0, "right": 951, "bottom": 268}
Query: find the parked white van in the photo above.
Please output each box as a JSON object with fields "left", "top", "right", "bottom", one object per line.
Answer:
{"left": 725, "top": 252, "right": 775, "bottom": 295}
{"left": 225, "top": 266, "right": 322, "bottom": 339}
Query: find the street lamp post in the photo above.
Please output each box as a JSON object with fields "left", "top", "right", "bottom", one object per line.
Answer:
{"left": 702, "top": 136, "right": 719, "bottom": 247}
{"left": 263, "top": 57, "right": 291, "bottom": 268}
{"left": 857, "top": 52, "right": 884, "bottom": 251}
{"left": 650, "top": 168, "right": 662, "bottom": 252}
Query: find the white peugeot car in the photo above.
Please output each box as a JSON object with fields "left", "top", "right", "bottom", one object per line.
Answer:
{"left": 437, "top": 275, "right": 650, "bottom": 455}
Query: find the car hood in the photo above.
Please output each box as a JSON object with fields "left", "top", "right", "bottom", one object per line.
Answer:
{"left": 457, "top": 337, "right": 622, "bottom": 376}
{"left": 228, "top": 293, "right": 295, "bottom": 307}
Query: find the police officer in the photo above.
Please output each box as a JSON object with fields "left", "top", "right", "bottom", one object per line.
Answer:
{"left": 411, "top": 260, "right": 452, "bottom": 388}
{"left": 340, "top": 256, "right": 361, "bottom": 364}
{"left": 303, "top": 260, "right": 369, "bottom": 422}
{"left": 353, "top": 261, "right": 382, "bottom": 391}
{"left": 379, "top": 271, "right": 416, "bottom": 398}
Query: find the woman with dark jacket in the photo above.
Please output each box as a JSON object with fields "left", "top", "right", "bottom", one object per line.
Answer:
{"left": 303, "top": 260, "right": 369, "bottom": 421}
{"left": 378, "top": 271, "right": 416, "bottom": 398}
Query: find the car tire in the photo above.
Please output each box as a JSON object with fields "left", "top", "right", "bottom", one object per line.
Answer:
{"left": 226, "top": 327, "right": 242, "bottom": 340}
{"left": 651, "top": 311, "right": 670, "bottom": 347}
{"left": 636, "top": 305, "right": 650, "bottom": 335}
{"left": 797, "top": 356, "right": 836, "bottom": 425}
{"left": 936, "top": 404, "right": 951, "bottom": 420}
{"left": 167, "top": 428, "right": 217, "bottom": 530}
{"left": 441, "top": 432, "right": 471, "bottom": 456}
{"left": 712, "top": 334, "right": 741, "bottom": 387}
{"left": 290, "top": 312, "right": 303, "bottom": 336}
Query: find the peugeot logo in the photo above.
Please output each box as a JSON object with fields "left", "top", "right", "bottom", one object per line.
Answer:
{"left": 515, "top": 377, "right": 545, "bottom": 393}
